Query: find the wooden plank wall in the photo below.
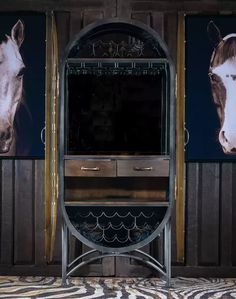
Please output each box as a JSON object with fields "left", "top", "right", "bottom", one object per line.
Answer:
{"left": 0, "top": 160, "right": 61, "bottom": 275}
{"left": 0, "top": 0, "right": 236, "bottom": 277}
{"left": 180, "top": 163, "right": 236, "bottom": 276}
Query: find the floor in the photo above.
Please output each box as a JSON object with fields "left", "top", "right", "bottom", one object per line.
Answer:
{"left": 0, "top": 276, "right": 236, "bottom": 298}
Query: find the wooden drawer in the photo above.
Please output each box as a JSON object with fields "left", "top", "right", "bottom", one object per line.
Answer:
{"left": 65, "top": 160, "right": 116, "bottom": 177}
{"left": 117, "top": 159, "right": 169, "bottom": 177}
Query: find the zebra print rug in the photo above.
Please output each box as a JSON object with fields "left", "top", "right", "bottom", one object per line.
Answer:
{"left": 0, "top": 276, "right": 236, "bottom": 298}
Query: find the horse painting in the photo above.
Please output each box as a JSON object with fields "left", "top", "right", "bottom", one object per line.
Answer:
{"left": 0, "top": 20, "right": 25, "bottom": 156}
{"left": 208, "top": 21, "right": 236, "bottom": 154}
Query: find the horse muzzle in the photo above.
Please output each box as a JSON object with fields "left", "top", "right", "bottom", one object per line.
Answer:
{"left": 0, "top": 127, "right": 13, "bottom": 154}
{"left": 219, "top": 129, "right": 236, "bottom": 154}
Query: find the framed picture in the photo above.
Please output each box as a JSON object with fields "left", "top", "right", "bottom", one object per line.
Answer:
{"left": 185, "top": 15, "right": 236, "bottom": 161}
{"left": 0, "top": 12, "right": 46, "bottom": 158}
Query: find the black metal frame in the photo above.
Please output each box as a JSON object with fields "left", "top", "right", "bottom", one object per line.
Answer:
{"left": 59, "top": 18, "right": 175, "bottom": 286}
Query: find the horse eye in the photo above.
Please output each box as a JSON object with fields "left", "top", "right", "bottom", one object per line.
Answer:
{"left": 17, "top": 67, "right": 25, "bottom": 78}
{"left": 208, "top": 72, "right": 213, "bottom": 79}
{"left": 209, "top": 73, "right": 219, "bottom": 82}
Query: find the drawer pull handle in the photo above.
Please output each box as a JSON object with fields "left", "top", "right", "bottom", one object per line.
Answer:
{"left": 81, "top": 166, "right": 100, "bottom": 171}
{"left": 133, "top": 166, "right": 153, "bottom": 171}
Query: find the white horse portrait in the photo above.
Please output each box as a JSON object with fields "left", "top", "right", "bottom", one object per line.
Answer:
{"left": 0, "top": 19, "right": 25, "bottom": 155}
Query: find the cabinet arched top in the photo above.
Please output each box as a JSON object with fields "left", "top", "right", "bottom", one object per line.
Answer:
{"left": 63, "top": 18, "right": 173, "bottom": 61}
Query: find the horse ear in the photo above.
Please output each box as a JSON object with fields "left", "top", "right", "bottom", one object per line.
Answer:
{"left": 11, "top": 19, "right": 24, "bottom": 48}
{"left": 207, "top": 21, "right": 222, "bottom": 48}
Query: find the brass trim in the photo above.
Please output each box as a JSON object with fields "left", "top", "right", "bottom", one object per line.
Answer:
{"left": 45, "top": 11, "right": 59, "bottom": 262}
{"left": 176, "top": 13, "right": 186, "bottom": 263}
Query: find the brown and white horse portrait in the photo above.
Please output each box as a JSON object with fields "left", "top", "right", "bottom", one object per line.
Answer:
{"left": 0, "top": 20, "right": 25, "bottom": 155}
{"left": 208, "top": 21, "right": 236, "bottom": 154}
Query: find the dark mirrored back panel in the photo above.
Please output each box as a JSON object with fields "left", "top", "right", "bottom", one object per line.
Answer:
{"left": 65, "top": 60, "right": 169, "bottom": 155}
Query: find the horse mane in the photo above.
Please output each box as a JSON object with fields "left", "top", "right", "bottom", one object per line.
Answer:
{"left": 211, "top": 37, "right": 236, "bottom": 67}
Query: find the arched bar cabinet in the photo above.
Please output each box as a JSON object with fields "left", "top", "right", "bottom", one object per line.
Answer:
{"left": 59, "top": 18, "right": 175, "bottom": 286}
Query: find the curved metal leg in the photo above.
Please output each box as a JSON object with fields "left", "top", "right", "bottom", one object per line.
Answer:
{"left": 134, "top": 249, "right": 164, "bottom": 270}
{"left": 68, "top": 249, "right": 97, "bottom": 269}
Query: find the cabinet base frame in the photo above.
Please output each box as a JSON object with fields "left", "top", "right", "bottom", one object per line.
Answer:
{"left": 61, "top": 219, "right": 171, "bottom": 287}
